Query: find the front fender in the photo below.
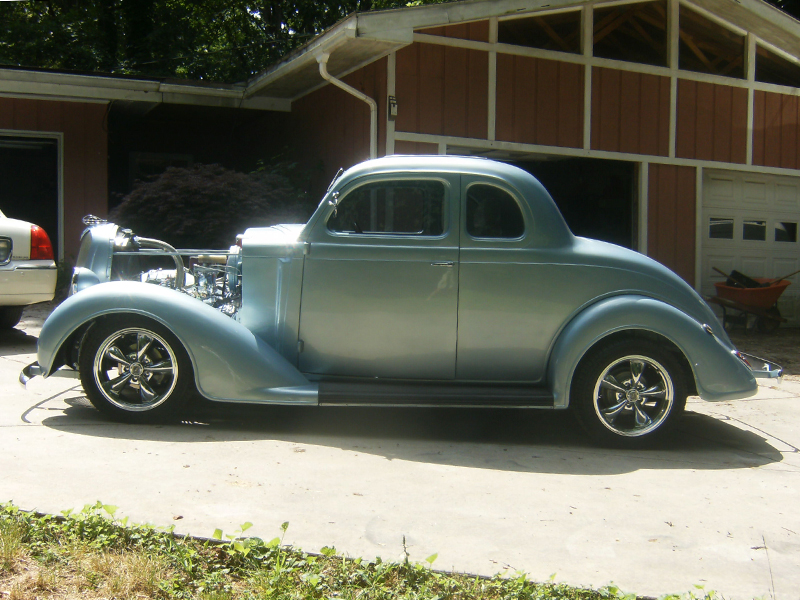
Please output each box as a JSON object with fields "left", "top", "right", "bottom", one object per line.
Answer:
{"left": 38, "top": 281, "right": 316, "bottom": 404}
{"left": 547, "top": 295, "right": 757, "bottom": 408}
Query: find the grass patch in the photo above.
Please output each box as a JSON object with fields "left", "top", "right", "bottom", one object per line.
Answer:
{"left": 0, "top": 502, "right": 721, "bottom": 600}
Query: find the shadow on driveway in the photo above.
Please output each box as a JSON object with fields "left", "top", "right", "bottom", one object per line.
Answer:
{"left": 0, "top": 327, "right": 38, "bottom": 357}
{"left": 38, "top": 395, "right": 786, "bottom": 476}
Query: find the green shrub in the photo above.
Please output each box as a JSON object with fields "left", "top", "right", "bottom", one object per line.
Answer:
{"left": 110, "top": 164, "right": 315, "bottom": 249}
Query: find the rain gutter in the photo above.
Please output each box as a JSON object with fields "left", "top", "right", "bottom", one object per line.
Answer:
{"left": 316, "top": 51, "right": 378, "bottom": 159}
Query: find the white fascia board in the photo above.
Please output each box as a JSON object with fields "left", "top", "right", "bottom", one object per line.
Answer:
{"left": 0, "top": 67, "right": 160, "bottom": 92}
{"left": 730, "top": 0, "right": 800, "bottom": 36}
{"left": 357, "top": 0, "right": 585, "bottom": 32}
{"left": 0, "top": 78, "right": 161, "bottom": 102}
{"left": 0, "top": 68, "right": 290, "bottom": 111}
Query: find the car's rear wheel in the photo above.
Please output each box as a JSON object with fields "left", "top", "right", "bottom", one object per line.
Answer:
{"left": 571, "top": 340, "right": 688, "bottom": 447}
{"left": 0, "top": 306, "right": 24, "bottom": 329}
{"left": 79, "top": 316, "right": 193, "bottom": 423}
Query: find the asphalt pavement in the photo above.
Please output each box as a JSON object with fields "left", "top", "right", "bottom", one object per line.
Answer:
{"left": 1, "top": 305, "right": 798, "bottom": 599}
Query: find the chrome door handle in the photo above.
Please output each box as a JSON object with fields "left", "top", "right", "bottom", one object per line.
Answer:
{"left": 431, "top": 261, "right": 454, "bottom": 267}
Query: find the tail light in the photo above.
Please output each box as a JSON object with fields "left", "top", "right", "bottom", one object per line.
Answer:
{"left": 733, "top": 350, "right": 752, "bottom": 368}
{"left": 30, "top": 225, "right": 54, "bottom": 260}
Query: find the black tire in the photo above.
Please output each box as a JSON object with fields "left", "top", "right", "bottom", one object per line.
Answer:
{"left": 571, "top": 340, "right": 688, "bottom": 447}
{"left": 0, "top": 306, "right": 24, "bottom": 330}
{"left": 79, "top": 315, "right": 194, "bottom": 423}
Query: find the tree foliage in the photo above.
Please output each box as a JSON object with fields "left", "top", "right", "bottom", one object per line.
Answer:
{"left": 5, "top": 0, "right": 798, "bottom": 84}
{"left": 0, "top": 0, "right": 444, "bottom": 83}
{"left": 109, "top": 163, "right": 315, "bottom": 248}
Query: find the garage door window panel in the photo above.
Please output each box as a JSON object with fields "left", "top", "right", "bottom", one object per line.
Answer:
{"left": 709, "top": 217, "right": 734, "bottom": 239}
{"left": 775, "top": 222, "right": 797, "bottom": 243}
{"left": 743, "top": 220, "right": 766, "bottom": 241}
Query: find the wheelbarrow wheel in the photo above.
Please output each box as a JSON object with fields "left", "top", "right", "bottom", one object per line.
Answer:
{"left": 756, "top": 306, "right": 782, "bottom": 333}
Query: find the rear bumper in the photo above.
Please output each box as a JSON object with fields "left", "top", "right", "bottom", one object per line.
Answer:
{"left": 739, "top": 352, "right": 783, "bottom": 380}
{"left": 0, "top": 262, "right": 57, "bottom": 306}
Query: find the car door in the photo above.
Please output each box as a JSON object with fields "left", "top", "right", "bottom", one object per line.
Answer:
{"left": 298, "top": 174, "right": 460, "bottom": 379}
{"left": 456, "top": 177, "right": 548, "bottom": 382}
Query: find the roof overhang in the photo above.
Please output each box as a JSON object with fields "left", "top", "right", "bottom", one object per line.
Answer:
{"left": 244, "top": 0, "right": 800, "bottom": 103}
{"left": 0, "top": 68, "right": 292, "bottom": 111}
{"left": 244, "top": 16, "right": 409, "bottom": 101}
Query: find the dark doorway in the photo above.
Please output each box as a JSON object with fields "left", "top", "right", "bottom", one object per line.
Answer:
{"left": 0, "top": 136, "right": 59, "bottom": 258}
{"left": 513, "top": 157, "right": 636, "bottom": 249}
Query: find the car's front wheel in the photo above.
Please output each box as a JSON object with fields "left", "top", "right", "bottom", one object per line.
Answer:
{"left": 571, "top": 340, "right": 688, "bottom": 447}
{"left": 79, "top": 316, "right": 193, "bottom": 422}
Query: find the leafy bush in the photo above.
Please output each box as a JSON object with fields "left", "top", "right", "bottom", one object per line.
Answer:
{"left": 110, "top": 164, "right": 315, "bottom": 249}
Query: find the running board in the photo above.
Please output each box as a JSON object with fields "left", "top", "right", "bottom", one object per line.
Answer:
{"left": 318, "top": 381, "right": 554, "bottom": 408}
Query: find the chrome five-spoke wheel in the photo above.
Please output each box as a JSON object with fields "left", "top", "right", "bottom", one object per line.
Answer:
{"left": 93, "top": 328, "right": 178, "bottom": 411}
{"left": 572, "top": 340, "right": 688, "bottom": 447}
{"left": 79, "top": 316, "right": 192, "bottom": 422}
{"left": 593, "top": 355, "right": 674, "bottom": 437}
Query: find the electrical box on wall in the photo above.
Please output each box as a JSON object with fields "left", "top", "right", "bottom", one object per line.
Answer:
{"left": 388, "top": 95, "right": 398, "bottom": 121}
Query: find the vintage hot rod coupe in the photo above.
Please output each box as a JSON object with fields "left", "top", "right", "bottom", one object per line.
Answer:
{"left": 21, "top": 156, "right": 780, "bottom": 446}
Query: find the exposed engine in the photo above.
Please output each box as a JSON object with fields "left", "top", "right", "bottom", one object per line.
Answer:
{"left": 140, "top": 255, "right": 242, "bottom": 317}
{"left": 75, "top": 217, "right": 242, "bottom": 318}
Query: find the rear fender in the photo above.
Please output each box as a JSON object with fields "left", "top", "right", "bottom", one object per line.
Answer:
{"left": 38, "top": 281, "right": 316, "bottom": 404}
{"left": 547, "top": 295, "right": 757, "bottom": 408}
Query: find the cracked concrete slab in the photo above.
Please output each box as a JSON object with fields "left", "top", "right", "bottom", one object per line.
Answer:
{"left": 1, "top": 304, "right": 798, "bottom": 599}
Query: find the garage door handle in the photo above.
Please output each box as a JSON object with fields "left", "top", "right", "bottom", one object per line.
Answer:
{"left": 431, "top": 261, "right": 454, "bottom": 267}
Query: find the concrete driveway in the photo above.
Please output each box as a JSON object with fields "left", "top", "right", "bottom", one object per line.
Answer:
{"left": 1, "top": 305, "right": 798, "bottom": 600}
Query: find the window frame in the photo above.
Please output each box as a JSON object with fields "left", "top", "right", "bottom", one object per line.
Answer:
{"left": 463, "top": 181, "right": 528, "bottom": 243}
{"left": 325, "top": 176, "right": 451, "bottom": 240}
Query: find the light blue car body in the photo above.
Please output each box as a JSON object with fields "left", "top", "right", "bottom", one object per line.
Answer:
{"left": 33, "top": 156, "right": 764, "bottom": 409}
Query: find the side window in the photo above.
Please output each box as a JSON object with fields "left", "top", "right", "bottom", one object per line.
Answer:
{"left": 466, "top": 184, "right": 525, "bottom": 239}
{"left": 328, "top": 180, "right": 445, "bottom": 236}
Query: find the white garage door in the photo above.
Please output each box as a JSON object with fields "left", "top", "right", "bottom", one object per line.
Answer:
{"left": 701, "top": 169, "right": 800, "bottom": 325}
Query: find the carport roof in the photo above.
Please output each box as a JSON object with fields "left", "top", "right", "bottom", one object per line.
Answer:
{"left": 243, "top": 0, "right": 800, "bottom": 101}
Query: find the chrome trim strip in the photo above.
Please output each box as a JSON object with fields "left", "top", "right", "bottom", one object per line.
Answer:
{"left": 13, "top": 264, "right": 58, "bottom": 270}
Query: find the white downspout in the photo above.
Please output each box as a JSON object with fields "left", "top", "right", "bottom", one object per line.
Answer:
{"left": 316, "top": 52, "right": 378, "bottom": 159}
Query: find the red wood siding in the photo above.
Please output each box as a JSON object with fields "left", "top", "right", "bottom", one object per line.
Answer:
{"left": 394, "top": 141, "right": 439, "bottom": 155}
{"left": 0, "top": 97, "right": 108, "bottom": 260}
{"left": 416, "top": 20, "right": 490, "bottom": 42}
{"left": 676, "top": 80, "right": 747, "bottom": 163}
{"left": 753, "top": 90, "right": 800, "bottom": 169}
{"left": 648, "top": 164, "right": 696, "bottom": 283}
{"left": 395, "top": 42, "right": 488, "bottom": 139}
{"left": 495, "top": 54, "right": 583, "bottom": 148}
{"left": 591, "top": 67, "right": 670, "bottom": 156}
{"left": 292, "top": 58, "right": 387, "bottom": 196}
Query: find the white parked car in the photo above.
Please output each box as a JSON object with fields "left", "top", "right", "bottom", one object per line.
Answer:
{"left": 0, "top": 208, "right": 57, "bottom": 329}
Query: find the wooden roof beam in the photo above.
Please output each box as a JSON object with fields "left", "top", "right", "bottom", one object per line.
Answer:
{"left": 680, "top": 30, "right": 718, "bottom": 72}
{"left": 535, "top": 17, "right": 573, "bottom": 52}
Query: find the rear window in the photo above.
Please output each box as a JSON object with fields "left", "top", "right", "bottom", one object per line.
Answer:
{"left": 466, "top": 184, "right": 525, "bottom": 239}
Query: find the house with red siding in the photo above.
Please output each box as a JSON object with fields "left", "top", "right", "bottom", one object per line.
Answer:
{"left": 3, "top": 0, "right": 800, "bottom": 320}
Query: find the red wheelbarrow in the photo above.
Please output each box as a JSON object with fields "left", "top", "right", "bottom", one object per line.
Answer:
{"left": 706, "top": 268, "right": 796, "bottom": 332}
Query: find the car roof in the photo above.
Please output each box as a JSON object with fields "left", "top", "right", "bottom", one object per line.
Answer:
{"left": 323, "top": 156, "right": 574, "bottom": 249}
